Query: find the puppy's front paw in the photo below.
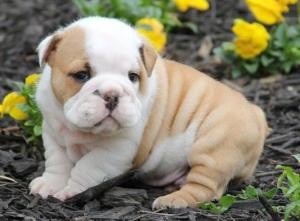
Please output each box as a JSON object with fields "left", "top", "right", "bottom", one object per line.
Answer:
{"left": 152, "top": 191, "right": 196, "bottom": 209}
{"left": 29, "top": 174, "right": 70, "bottom": 199}
{"left": 53, "top": 185, "right": 83, "bottom": 201}
{"left": 29, "top": 176, "right": 59, "bottom": 199}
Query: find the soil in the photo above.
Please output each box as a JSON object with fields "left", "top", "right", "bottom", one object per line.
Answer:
{"left": 0, "top": 0, "right": 299, "bottom": 220}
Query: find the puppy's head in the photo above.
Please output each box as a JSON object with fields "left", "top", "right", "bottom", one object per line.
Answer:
{"left": 38, "top": 17, "right": 157, "bottom": 135}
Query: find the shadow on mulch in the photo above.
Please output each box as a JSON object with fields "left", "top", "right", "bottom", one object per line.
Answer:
{"left": 0, "top": 0, "right": 299, "bottom": 220}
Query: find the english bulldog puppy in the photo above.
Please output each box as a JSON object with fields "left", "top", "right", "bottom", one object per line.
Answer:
{"left": 29, "top": 17, "right": 268, "bottom": 209}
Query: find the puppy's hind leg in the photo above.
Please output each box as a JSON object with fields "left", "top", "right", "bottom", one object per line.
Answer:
{"left": 152, "top": 121, "right": 263, "bottom": 209}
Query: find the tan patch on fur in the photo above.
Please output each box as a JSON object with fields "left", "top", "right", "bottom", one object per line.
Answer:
{"left": 133, "top": 59, "right": 210, "bottom": 168}
{"left": 139, "top": 44, "right": 157, "bottom": 76}
{"left": 42, "top": 35, "right": 62, "bottom": 66}
{"left": 137, "top": 44, "right": 158, "bottom": 95}
{"left": 134, "top": 57, "right": 268, "bottom": 208}
{"left": 47, "top": 26, "right": 87, "bottom": 104}
{"left": 138, "top": 60, "right": 149, "bottom": 95}
{"left": 133, "top": 59, "right": 213, "bottom": 168}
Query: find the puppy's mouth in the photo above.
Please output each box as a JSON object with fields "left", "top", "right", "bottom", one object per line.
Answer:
{"left": 69, "top": 115, "right": 121, "bottom": 133}
{"left": 94, "top": 115, "right": 120, "bottom": 128}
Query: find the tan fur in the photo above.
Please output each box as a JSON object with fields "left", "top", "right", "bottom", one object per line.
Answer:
{"left": 138, "top": 61, "right": 148, "bottom": 95}
{"left": 42, "top": 34, "right": 62, "bottom": 66}
{"left": 47, "top": 27, "right": 87, "bottom": 104}
{"left": 137, "top": 44, "right": 158, "bottom": 95}
{"left": 135, "top": 58, "right": 268, "bottom": 207}
{"left": 139, "top": 44, "right": 157, "bottom": 76}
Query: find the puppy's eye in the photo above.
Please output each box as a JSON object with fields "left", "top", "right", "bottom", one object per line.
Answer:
{"left": 128, "top": 72, "right": 140, "bottom": 83}
{"left": 70, "top": 71, "right": 91, "bottom": 83}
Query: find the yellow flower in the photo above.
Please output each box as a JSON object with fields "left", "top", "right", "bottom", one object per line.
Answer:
{"left": 276, "top": 0, "right": 298, "bottom": 12}
{"left": 136, "top": 18, "right": 167, "bottom": 52}
{"left": 0, "top": 104, "right": 3, "bottom": 119}
{"left": 246, "top": 0, "right": 284, "bottom": 25}
{"left": 174, "top": 0, "right": 209, "bottom": 12}
{"left": 25, "top": 73, "right": 40, "bottom": 86}
{"left": 2, "top": 92, "right": 28, "bottom": 120}
{"left": 232, "top": 19, "right": 270, "bottom": 59}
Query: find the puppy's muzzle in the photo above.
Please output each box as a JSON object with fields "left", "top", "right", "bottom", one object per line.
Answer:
{"left": 93, "top": 90, "right": 119, "bottom": 112}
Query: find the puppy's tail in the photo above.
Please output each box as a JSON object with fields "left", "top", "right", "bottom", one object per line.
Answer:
{"left": 252, "top": 105, "right": 270, "bottom": 139}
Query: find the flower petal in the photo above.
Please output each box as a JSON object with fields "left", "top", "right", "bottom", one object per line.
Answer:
{"left": 0, "top": 104, "right": 3, "bottom": 118}
{"left": 174, "top": 0, "right": 189, "bottom": 12}
{"left": 9, "top": 106, "right": 28, "bottom": 121}
{"left": 232, "top": 19, "right": 270, "bottom": 59}
{"left": 25, "top": 73, "right": 40, "bottom": 86}
{"left": 2, "top": 92, "right": 28, "bottom": 120}
{"left": 189, "top": 0, "right": 210, "bottom": 11}
{"left": 2, "top": 92, "right": 20, "bottom": 113}
{"left": 246, "top": 0, "right": 284, "bottom": 25}
{"left": 174, "top": 0, "right": 209, "bottom": 12}
{"left": 136, "top": 18, "right": 167, "bottom": 52}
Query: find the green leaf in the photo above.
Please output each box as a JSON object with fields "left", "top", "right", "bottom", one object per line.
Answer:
{"left": 162, "top": 13, "right": 182, "bottom": 31}
{"left": 284, "top": 200, "right": 300, "bottom": 220}
{"left": 263, "top": 188, "right": 277, "bottom": 200}
{"left": 268, "top": 50, "right": 282, "bottom": 58}
{"left": 33, "top": 125, "right": 42, "bottom": 136}
{"left": 237, "top": 185, "right": 258, "bottom": 199}
{"left": 293, "top": 154, "right": 300, "bottom": 163}
{"left": 277, "top": 165, "right": 300, "bottom": 196}
{"left": 290, "top": 47, "right": 300, "bottom": 59}
{"left": 243, "top": 61, "right": 259, "bottom": 74}
{"left": 286, "top": 184, "right": 300, "bottom": 197}
{"left": 219, "top": 195, "right": 236, "bottom": 211}
{"left": 199, "top": 195, "right": 236, "bottom": 214}
{"left": 24, "top": 120, "right": 35, "bottom": 127}
{"left": 223, "top": 42, "right": 235, "bottom": 51}
{"left": 276, "top": 164, "right": 300, "bottom": 219}
{"left": 26, "top": 136, "right": 36, "bottom": 143}
{"left": 213, "top": 47, "right": 226, "bottom": 60}
{"left": 282, "top": 62, "right": 293, "bottom": 73}
{"left": 199, "top": 202, "right": 217, "bottom": 211}
{"left": 182, "top": 22, "right": 198, "bottom": 33}
{"left": 287, "top": 25, "right": 298, "bottom": 38}
{"left": 13, "top": 82, "right": 25, "bottom": 91}
{"left": 231, "top": 66, "right": 241, "bottom": 78}
{"left": 17, "top": 103, "right": 30, "bottom": 113}
{"left": 261, "top": 55, "right": 274, "bottom": 67}
{"left": 286, "top": 171, "right": 299, "bottom": 187}
{"left": 274, "top": 40, "right": 284, "bottom": 48}
{"left": 274, "top": 23, "right": 287, "bottom": 44}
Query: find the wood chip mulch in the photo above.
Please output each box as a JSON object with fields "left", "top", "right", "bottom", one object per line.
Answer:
{"left": 0, "top": 0, "right": 299, "bottom": 220}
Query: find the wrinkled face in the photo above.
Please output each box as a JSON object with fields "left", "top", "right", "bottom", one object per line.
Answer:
{"left": 41, "top": 18, "right": 157, "bottom": 135}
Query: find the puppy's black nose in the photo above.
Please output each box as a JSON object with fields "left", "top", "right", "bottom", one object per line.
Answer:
{"left": 103, "top": 91, "right": 119, "bottom": 111}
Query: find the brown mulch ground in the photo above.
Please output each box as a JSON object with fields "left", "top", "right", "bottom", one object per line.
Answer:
{"left": 0, "top": 0, "right": 299, "bottom": 220}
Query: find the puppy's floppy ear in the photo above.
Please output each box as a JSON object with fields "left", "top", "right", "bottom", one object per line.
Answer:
{"left": 139, "top": 43, "right": 157, "bottom": 76}
{"left": 37, "top": 31, "right": 63, "bottom": 67}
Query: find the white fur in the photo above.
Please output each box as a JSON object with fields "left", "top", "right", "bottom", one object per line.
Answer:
{"left": 63, "top": 74, "right": 142, "bottom": 134}
{"left": 139, "top": 124, "right": 197, "bottom": 186}
{"left": 29, "top": 17, "right": 193, "bottom": 203}
{"left": 30, "top": 17, "right": 158, "bottom": 200}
